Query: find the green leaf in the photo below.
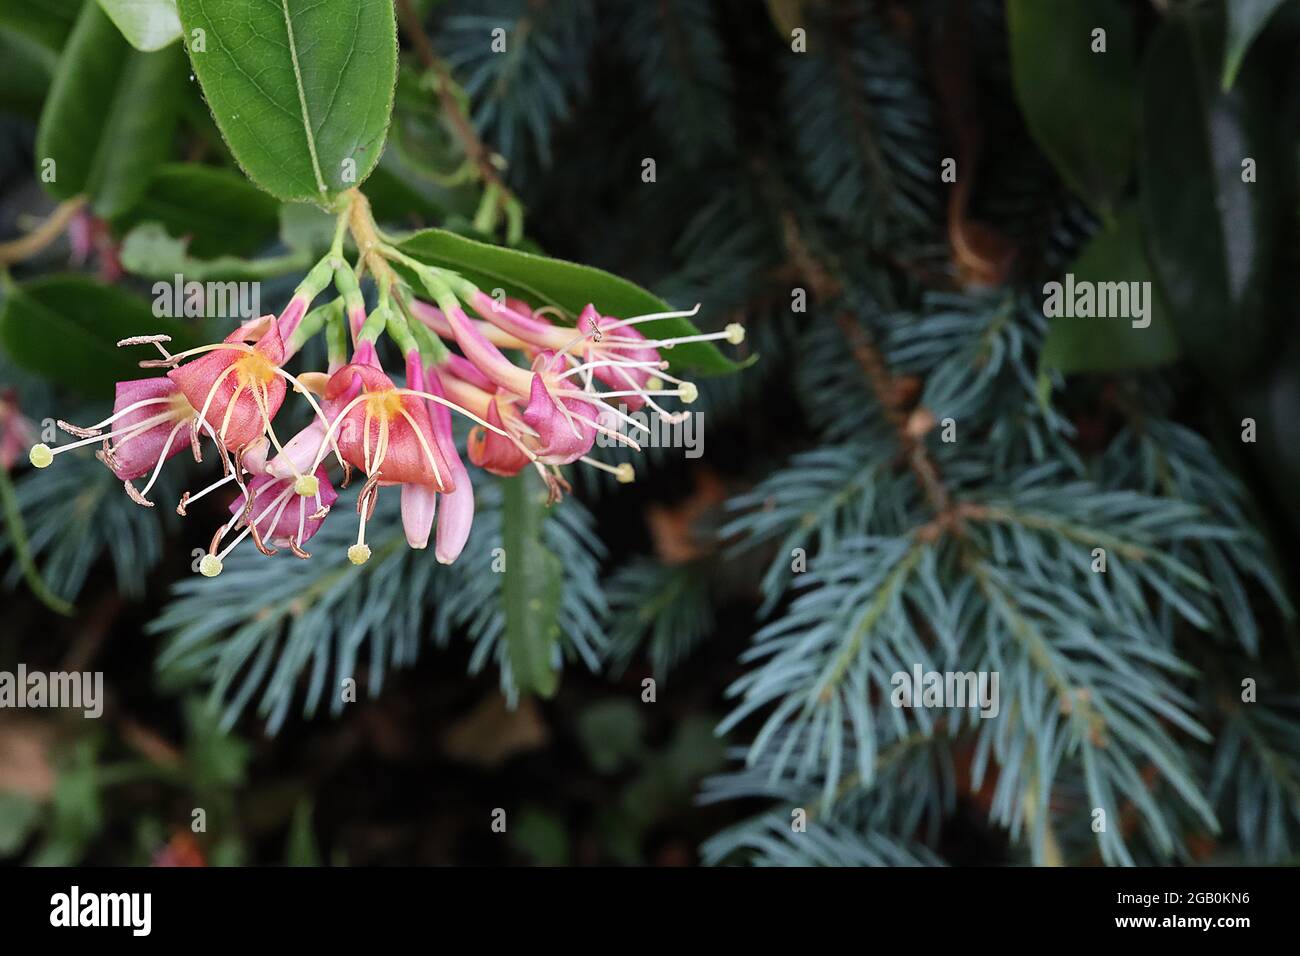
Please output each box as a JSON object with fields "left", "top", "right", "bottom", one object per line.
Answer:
{"left": 1007, "top": 0, "right": 1137, "bottom": 217}
{"left": 501, "top": 472, "right": 563, "bottom": 699}
{"left": 0, "top": 275, "right": 197, "bottom": 394}
{"left": 397, "top": 228, "right": 751, "bottom": 376}
{"left": 1222, "top": 0, "right": 1290, "bottom": 90}
{"left": 97, "top": 0, "right": 182, "bottom": 51}
{"left": 113, "top": 163, "right": 282, "bottom": 259}
{"left": 36, "top": 1, "right": 186, "bottom": 218}
{"left": 0, "top": 27, "right": 56, "bottom": 119}
{"left": 1039, "top": 205, "right": 1180, "bottom": 374}
{"left": 120, "top": 221, "right": 310, "bottom": 281}
{"left": 176, "top": 0, "right": 398, "bottom": 205}
{"left": 0, "top": 0, "right": 81, "bottom": 50}
{"left": 1139, "top": 9, "right": 1293, "bottom": 382}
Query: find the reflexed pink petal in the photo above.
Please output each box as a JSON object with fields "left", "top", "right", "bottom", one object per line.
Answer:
{"left": 521, "top": 363, "right": 597, "bottom": 465}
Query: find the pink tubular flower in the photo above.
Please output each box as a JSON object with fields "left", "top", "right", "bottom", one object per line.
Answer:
{"left": 166, "top": 315, "right": 288, "bottom": 453}
{"left": 226, "top": 468, "right": 337, "bottom": 553}
{"left": 463, "top": 292, "right": 725, "bottom": 418}
{"left": 191, "top": 466, "right": 338, "bottom": 575}
{"left": 396, "top": 354, "right": 474, "bottom": 561}
{"left": 398, "top": 355, "right": 442, "bottom": 551}
{"left": 425, "top": 366, "right": 474, "bottom": 564}
{"left": 29, "top": 377, "right": 197, "bottom": 506}
{"left": 440, "top": 304, "right": 622, "bottom": 464}
{"left": 519, "top": 350, "right": 598, "bottom": 465}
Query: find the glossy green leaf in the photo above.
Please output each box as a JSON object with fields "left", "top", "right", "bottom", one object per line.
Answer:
{"left": 1139, "top": 9, "right": 1292, "bottom": 382}
{"left": 0, "top": 275, "right": 198, "bottom": 394}
{"left": 1222, "top": 0, "right": 1290, "bottom": 90}
{"left": 36, "top": 1, "right": 186, "bottom": 218}
{"left": 1008, "top": 0, "right": 1136, "bottom": 217}
{"left": 1039, "top": 205, "right": 1180, "bottom": 374}
{"left": 501, "top": 472, "right": 563, "bottom": 699}
{"left": 397, "top": 228, "right": 751, "bottom": 376}
{"left": 97, "top": 0, "right": 182, "bottom": 51}
{"left": 176, "top": 0, "right": 398, "bottom": 205}
{"left": 113, "top": 163, "right": 282, "bottom": 258}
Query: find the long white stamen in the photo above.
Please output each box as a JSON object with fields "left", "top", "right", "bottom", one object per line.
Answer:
{"left": 272, "top": 367, "right": 346, "bottom": 471}
{"left": 50, "top": 411, "right": 174, "bottom": 455}
{"left": 570, "top": 413, "right": 641, "bottom": 450}
{"left": 254, "top": 381, "right": 299, "bottom": 478}
{"left": 219, "top": 485, "right": 295, "bottom": 560}
{"left": 579, "top": 456, "right": 635, "bottom": 482}
{"left": 70, "top": 397, "right": 173, "bottom": 433}
{"left": 184, "top": 472, "right": 237, "bottom": 506}
{"left": 558, "top": 358, "right": 667, "bottom": 380}
{"left": 137, "top": 420, "right": 187, "bottom": 498}
{"left": 308, "top": 392, "right": 372, "bottom": 473}
{"left": 393, "top": 390, "right": 530, "bottom": 445}
{"left": 396, "top": 408, "right": 444, "bottom": 488}
{"left": 194, "top": 363, "right": 240, "bottom": 435}
{"left": 602, "top": 326, "right": 743, "bottom": 350}
{"left": 577, "top": 398, "right": 652, "bottom": 435}
{"left": 218, "top": 383, "right": 246, "bottom": 442}
{"left": 613, "top": 365, "right": 682, "bottom": 422}
{"left": 590, "top": 305, "right": 702, "bottom": 335}
{"left": 551, "top": 391, "right": 584, "bottom": 440}
{"left": 144, "top": 341, "right": 255, "bottom": 365}
{"left": 362, "top": 405, "right": 375, "bottom": 474}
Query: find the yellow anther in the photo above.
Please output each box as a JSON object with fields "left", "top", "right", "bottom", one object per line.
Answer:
{"left": 678, "top": 382, "right": 699, "bottom": 404}
{"left": 293, "top": 473, "right": 319, "bottom": 497}
{"left": 347, "top": 544, "right": 371, "bottom": 565}
{"left": 199, "top": 554, "right": 223, "bottom": 577}
{"left": 724, "top": 323, "right": 745, "bottom": 345}
{"left": 615, "top": 463, "right": 635, "bottom": 484}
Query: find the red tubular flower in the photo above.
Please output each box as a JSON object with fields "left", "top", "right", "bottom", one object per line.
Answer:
{"left": 324, "top": 362, "right": 452, "bottom": 489}
{"left": 167, "top": 316, "right": 288, "bottom": 452}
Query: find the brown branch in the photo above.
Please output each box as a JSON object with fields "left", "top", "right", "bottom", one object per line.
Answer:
{"left": 394, "top": 0, "right": 516, "bottom": 210}
{"left": 778, "top": 208, "right": 955, "bottom": 517}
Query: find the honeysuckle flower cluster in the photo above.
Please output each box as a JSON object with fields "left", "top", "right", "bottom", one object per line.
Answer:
{"left": 27, "top": 192, "right": 744, "bottom": 577}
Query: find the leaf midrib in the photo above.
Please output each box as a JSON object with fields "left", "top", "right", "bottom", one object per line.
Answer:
{"left": 279, "top": 0, "right": 328, "bottom": 196}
